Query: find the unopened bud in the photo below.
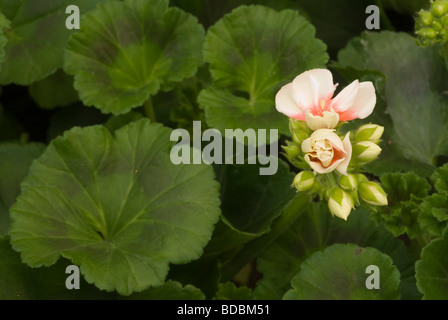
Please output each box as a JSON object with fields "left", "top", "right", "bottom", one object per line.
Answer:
{"left": 356, "top": 173, "right": 368, "bottom": 183}
{"left": 339, "top": 174, "right": 358, "bottom": 191}
{"left": 292, "top": 171, "right": 315, "bottom": 192}
{"left": 353, "top": 141, "right": 382, "bottom": 162}
{"left": 431, "top": 0, "right": 448, "bottom": 17}
{"left": 359, "top": 181, "right": 388, "bottom": 206}
{"left": 441, "top": 15, "right": 448, "bottom": 27}
{"left": 282, "top": 141, "right": 301, "bottom": 160}
{"left": 354, "top": 124, "right": 384, "bottom": 143}
{"left": 420, "top": 10, "right": 434, "bottom": 26}
{"left": 328, "top": 187, "right": 354, "bottom": 221}
{"left": 290, "top": 119, "right": 311, "bottom": 145}
{"left": 433, "top": 20, "right": 443, "bottom": 31}
{"left": 417, "top": 27, "right": 438, "bottom": 39}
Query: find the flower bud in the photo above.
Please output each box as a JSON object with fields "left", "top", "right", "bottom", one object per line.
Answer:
{"left": 359, "top": 181, "right": 388, "bottom": 206}
{"left": 292, "top": 171, "right": 315, "bottom": 192}
{"left": 290, "top": 119, "right": 311, "bottom": 145}
{"left": 339, "top": 174, "right": 358, "bottom": 191}
{"left": 356, "top": 173, "right": 368, "bottom": 183}
{"left": 354, "top": 124, "right": 384, "bottom": 143}
{"left": 282, "top": 141, "right": 301, "bottom": 160}
{"left": 431, "top": 0, "right": 448, "bottom": 17}
{"left": 353, "top": 141, "right": 382, "bottom": 162}
{"left": 349, "top": 190, "right": 360, "bottom": 207}
{"left": 441, "top": 15, "right": 448, "bottom": 27}
{"left": 417, "top": 27, "right": 438, "bottom": 39}
{"left": 328, "top": 187, "right": 354, "bottom": 221}
{"left": 419, "top": 10, "right": 434, "bottom": 26}
{"left": 433, "top": 20, "right": 443, "bottom": 31}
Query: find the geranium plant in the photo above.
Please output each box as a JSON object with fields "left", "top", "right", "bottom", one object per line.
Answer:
{"left": 0, "top": 0, "right": 447, "bottom": 301}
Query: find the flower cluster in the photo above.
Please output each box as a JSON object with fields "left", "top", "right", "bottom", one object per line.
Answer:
{"left": 276, "top": 69, "right": 388, "bottom": 220}
{"left": 415, "top": 0, "right": 448, "bottom": 46}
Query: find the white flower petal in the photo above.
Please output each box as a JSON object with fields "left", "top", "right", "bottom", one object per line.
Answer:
{"left": 275, "top": 82, "right": 305, "bottom": 120}
{"left": 322, "top": 109, "right": 340, "bottom": 128}
{"left": 292, "top": 69, "right": 336, "bottom": 113}
{"left": 301, "top": 137, "right": 313, "bottom": 153}
{"left": 306, "top": 69, "right": 337, "bottom": 102}
{"left": 305, "top": 154, "right": 344, "bottom": 174}
{"left": 329, "top": 80, "right": 359, "bottom": 113}
{"left": 346, "top": 81, "right": 376, "bottom": 120}
{"left": 305, "top": 109, "right": 339, "bottom": 131}
{"left": 336, "top": 132, "right": 352, "bottom": 176}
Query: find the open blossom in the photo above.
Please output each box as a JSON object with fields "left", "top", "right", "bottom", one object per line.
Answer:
{"left": 275, "top": 69, "right": 376, "bottom": 130}
{"left": 301, "top": 129, "right": 351, "bottom": 175}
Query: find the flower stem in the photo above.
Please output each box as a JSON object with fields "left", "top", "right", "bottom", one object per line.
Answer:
{"left": 143, "top": 97, "right": 156, "bottom": 122}
{"left": 326, "top": 171, "right": 338, "bottom": 189}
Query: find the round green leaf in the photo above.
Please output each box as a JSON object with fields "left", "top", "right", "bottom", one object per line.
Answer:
{"left": 64, "top": 0, "right": 205, "bottom": 115}
{"left": 0, "top": 142, "right": 45, "bottom": 235}
{"left": 283, "top": 244, "right": 401, "bottom": 300}
{"left": 28, "top": 70, "right": 79, "bottom": 109}
{"left": 0, "top": 0, "right": 107, "bottom": 85}
{"left": 10, "top": 119, "right": 221, "bottom": 295}
{"left": 416, "top": 233, "right": 448, "bottom": 299}
{"left": 198, "top": 5, "right": 328, "bottom": 137}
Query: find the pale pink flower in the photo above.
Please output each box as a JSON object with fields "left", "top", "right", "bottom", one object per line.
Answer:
{"left": 301, "top": 129, "right": 352, "bottom": 175}
{"left": 275, "top": 69, "right": 376, "bottom": 130}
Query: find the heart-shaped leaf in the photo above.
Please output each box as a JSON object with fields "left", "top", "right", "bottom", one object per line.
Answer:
{"left": 64, "top": 0, "right": 205, "bottom": 115}
{"left": 10, "top": 119, "right": 221, "bottom": 295}
{"left": 198, "top": 5, "right": 328, "bottom": 137}
{"left": 416, "top": 232, "right": 448, "bottom": 299}
{"left": 0, "top": 0, "right": 107, "bottom": 85}
{"left": 283, "top": 243, "right": 401, "bottom": 300}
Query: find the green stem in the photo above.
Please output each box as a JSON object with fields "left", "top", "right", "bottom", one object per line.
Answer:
{"left": 220, "top": 193, "right": 311, "bottom": 281}
{"left": 143, "top": 97, "right": 156, "bottom": 122}
{"left": 325, "top": 171, "right": 338, "bottom": 190}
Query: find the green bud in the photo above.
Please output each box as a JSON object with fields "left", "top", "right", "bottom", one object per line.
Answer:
{"left": 328, "top": 187, "right": 354, "bottom": 221}
{"left": 356, "top": 173, "right": 368, "bottom": 183}
{"left": 359, "top": 181, "right": 388, "bottom": 206}
{"left": 420, "top": 10, "right": 434, "bottom": 26}
{"left": 354, "top": 124, "right": 384, "bottom": 143}
{"left": 292, "top": 171, "right": 315, "bottom": 192}
{"left": 349, "top": 190, "right": 360, "bottom": 207}
{"left": 339, "top": 174, "right": 358, "bottom": 191}
{"left": 353, "top": 141, "right": 382, "bottom": 162}
{"left": 417, "top": 27, "right": 438, "bottom": 39}
{"left": 292, "top": 130, "right": 310, "bottom": 146}
{"left": 289, "top": 119, "right": 311, "bottom": 145}
{"left": 433, "top": 20, "right": 443, "bottom": 31}
{"left": 441, "top": 15, "right": 448, "bottom": 27}
{"left": 282, "top": 141, "right": 301, "bottom": 160}
{"left": 431, "top": 0, "right": 448, "bottom": 17}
